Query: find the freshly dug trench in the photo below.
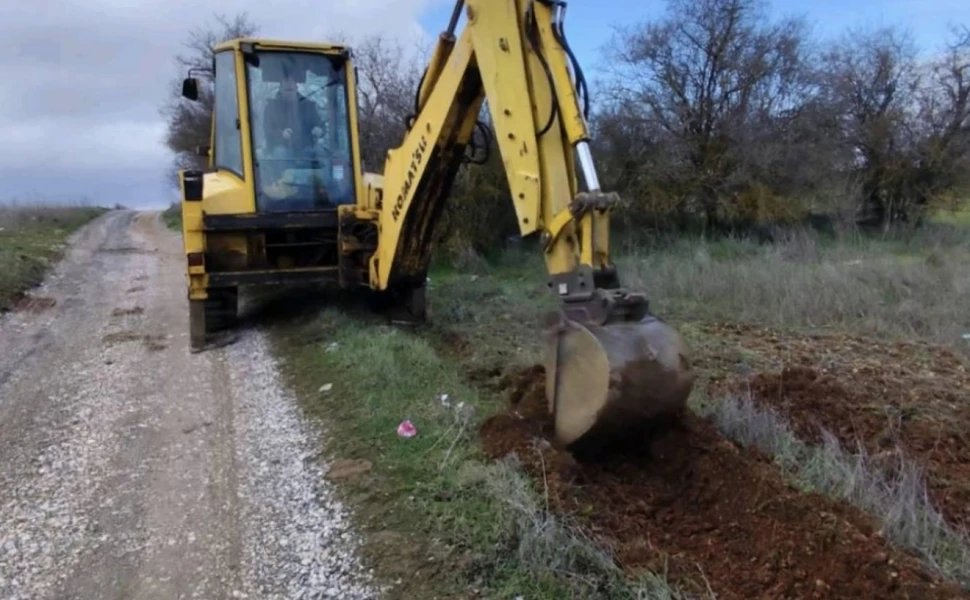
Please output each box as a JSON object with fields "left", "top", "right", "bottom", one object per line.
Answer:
{"left": 482, "top": 365, "right": 969, "bottom": 600}
{"left": 703, "top": 322, "right": 970, "bottom": 534}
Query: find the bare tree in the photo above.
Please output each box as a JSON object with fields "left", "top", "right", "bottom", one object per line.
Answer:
{"left": 818, "top": 26, "right": 923, "bottom": 226}
{"left": 344, "top": 34, "right": 428, "bottom": 171}
{"left": 599, "top": 0, "right": 816, "bottom": 231}
{"left": 818, "top": 24, "right": 970, "bottom": 227}
{"left": 909, "top": 25, "right": 970, "bottom": 211}
{"left": 159, "top": 13, "right": 259, "bottom": 185}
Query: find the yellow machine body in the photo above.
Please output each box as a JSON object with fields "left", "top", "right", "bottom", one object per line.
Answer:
{"left": 177, "top": 0, "right": 694, "bottom": 450}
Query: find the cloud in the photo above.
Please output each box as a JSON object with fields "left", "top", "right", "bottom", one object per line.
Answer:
{"left": 0, "top": 0, "right": 447, "bottom": 207}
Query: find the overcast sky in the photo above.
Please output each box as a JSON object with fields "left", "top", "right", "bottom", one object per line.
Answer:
{"left": 0, "top": 0, "right": 448, "bottom": 209}
{"left": 1, "top": 0, "right": 963, "bottom": 209}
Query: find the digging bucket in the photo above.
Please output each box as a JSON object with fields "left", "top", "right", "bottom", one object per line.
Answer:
{"left": 544, "top": 314, "right": 695, "bottom": 450}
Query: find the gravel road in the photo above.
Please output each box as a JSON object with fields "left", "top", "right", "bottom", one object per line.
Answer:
{"left": 0, "top": 211, "right": 377, "bottom": 600}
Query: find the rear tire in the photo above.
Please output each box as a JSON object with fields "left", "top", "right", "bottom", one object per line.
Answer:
{"left": 188, "top": 287, "right": 238, "bottom": 352}
{"left": 189, "top": 299, "right": 206, "bottom": 352}
{"left": 204, "top": 287, "right": 238, "bottom": 332}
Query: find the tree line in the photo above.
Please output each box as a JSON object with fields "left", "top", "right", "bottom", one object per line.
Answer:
{"left": 161, "top": 1, "right": 969, "bottom": 253}
{"left": 595, "top": 0, "right": 969, "bottom": 237}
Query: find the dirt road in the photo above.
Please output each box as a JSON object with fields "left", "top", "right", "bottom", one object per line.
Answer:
{"left": 0, "top": 211, "right": 376, "bottom": 600}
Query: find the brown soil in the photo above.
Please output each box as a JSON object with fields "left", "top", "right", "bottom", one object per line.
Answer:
{"left": 703, "top": 323, "right": 970, "bottom": 533}
{"left": 480, "top": 365, "right": 968, "bottom": 600}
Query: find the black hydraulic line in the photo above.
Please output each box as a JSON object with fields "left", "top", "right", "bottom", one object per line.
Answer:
{"left": 405, "top": 67, "right": 430, "bottom": 129}
{"left": 407, "top": 1, "right": 462, "bottom": 129}
{"left": 413, "top": 68, "right": 428, "bottom": 115}
{"left": 551, "top": 1, "right": 591, "bottom": 120}
{"left": 526, "top": 0, "right": 559, "bottom": 137}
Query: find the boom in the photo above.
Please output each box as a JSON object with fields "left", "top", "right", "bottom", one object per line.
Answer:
{"left": 373, "top": 0, "right": 644, "bottom": 324}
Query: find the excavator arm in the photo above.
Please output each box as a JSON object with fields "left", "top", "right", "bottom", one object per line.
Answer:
{"left": 376, "top": 0, "right": 630, "bottom": 316}
{"left": 371, "top": 0, "right": 694, "bottom": 452}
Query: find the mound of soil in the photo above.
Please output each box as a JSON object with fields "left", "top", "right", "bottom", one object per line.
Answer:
{"left": 481, "top": 366, "right": 967, "bottom": 600}
{"left": 703, "top": 323, "right": 970, "bottom": 532}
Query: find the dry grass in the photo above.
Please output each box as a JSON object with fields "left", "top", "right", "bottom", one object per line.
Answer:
{"left": 618, "top": 225, "right": 970, "bottom": 345}
{"left": 0, "top": 201, "right": 108, "bottom": 310}
{"left": 702, "top": 393, "right": 970, "bottom": 588}
{"left": 473, "top": 456, "right": 699, "bottom": 600}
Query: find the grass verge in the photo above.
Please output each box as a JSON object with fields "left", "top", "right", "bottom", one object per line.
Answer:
{"left": 267, "top": 293, "right": 692, "bottom": 600}
{"left": 0, "top": 204, "right": 108, "bottom": 311}
{"left": 699, "top": 392, "right": 970, "bottom": 588}
{"left": 162, "top": 202, "right": 182, "bottom": 231}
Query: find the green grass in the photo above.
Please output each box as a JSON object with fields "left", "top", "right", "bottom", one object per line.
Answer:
{"left": 0, "top": 204, "right": 108, "bottom": 311}
{"left": 268, "top": 293, "right": 691, "bottom": 600}
{"left": 162, "top": 202, "right": 182, "bottom": 231}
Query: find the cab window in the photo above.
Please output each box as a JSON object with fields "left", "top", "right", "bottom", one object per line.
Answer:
{"left": 213, "top": 50, "right": 243, "bottom": 176}
{"left": 246, "top": 51, "right": 354, "bottom": 212}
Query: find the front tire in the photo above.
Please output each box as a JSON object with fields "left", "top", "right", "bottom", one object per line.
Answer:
{"left": 368, "top": 285, "right": 427, "bottom": 324}
{"left": 205, "top": 287, "right": 238, "bottom": 332}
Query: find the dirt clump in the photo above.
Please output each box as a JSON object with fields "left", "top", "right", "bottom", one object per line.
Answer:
{"left": 481, "top": 365, "right": 968, "bottom": 600}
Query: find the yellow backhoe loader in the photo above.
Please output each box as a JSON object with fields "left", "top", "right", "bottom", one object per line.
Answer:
{"left": 177, "top": 0, "right": 695, "bottom": 451}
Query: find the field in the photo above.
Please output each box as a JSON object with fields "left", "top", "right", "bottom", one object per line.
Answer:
{"left": 0, "top": 203, "right": 109, "bottom": 311}
{"left": 269, "top": 221, "right": 970, "bottom": 599}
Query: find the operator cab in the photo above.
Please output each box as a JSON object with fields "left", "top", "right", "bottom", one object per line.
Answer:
{"left": 247, "top": 50, "right": 354, "bottom": 211}
{"left": 182, "top": 41, "right": 357, "bottom": 213}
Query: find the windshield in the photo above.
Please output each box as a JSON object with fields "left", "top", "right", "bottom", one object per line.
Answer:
{"left": 246, "top": 50, "right": 354, "bottom": 212}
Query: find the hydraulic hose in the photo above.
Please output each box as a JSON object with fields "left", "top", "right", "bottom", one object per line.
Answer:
{"left": 551, "top": 1, "right": 590, "bottom": 120}
{"left": 527, "top": 0, "right": 560, "bottom": 137}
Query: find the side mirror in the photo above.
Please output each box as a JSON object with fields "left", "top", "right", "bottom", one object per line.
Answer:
{"left": 182, "top": 77, "right": 200, "bottom": 101}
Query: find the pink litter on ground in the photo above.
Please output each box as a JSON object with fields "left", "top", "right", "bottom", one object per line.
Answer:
{"left": 397, "top": 420, "right": 417, "bottom": 438}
